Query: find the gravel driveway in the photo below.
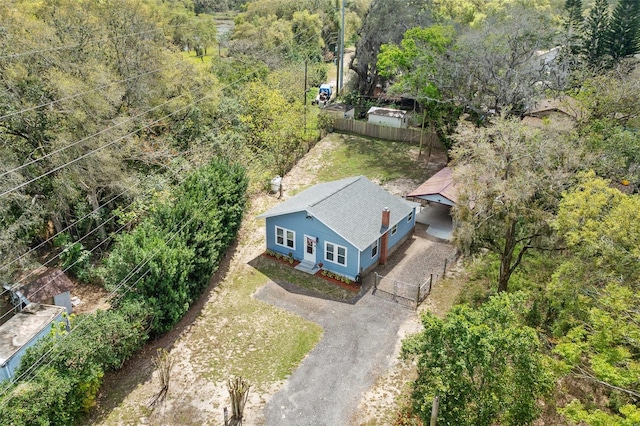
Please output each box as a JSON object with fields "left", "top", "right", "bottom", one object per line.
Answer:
{"left": 255, "top": 283, "right": 412, "bottom": 426}
{"left": 254, "top": 224, "right": 456, "bottom": 425}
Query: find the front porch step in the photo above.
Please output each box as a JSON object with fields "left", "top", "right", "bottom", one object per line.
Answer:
{"left": 295, "top": 260, "right": 319, "bottom": 275}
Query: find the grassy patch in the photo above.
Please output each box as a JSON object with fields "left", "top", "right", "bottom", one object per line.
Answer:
{"left": 184, "top": 264, "right": 323, "bottom": 390}
{"left": 317, "top": 134, "right": 429, "bottom": 183}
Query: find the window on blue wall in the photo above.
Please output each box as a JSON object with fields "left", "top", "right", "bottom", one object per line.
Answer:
{"left": 325, "top": 242, "right": 347, "bottom": 266}
{"left": 391, "top": 224, "right": 398, "bottom": 236}
{"left": 275, "top": 226, "right": 295, "bottom": 250}
{"left": 407, "top": 211, "right": 413, "bottom": 222}
{"left": 371, "top": 239, "right": 378, "bottom": 258}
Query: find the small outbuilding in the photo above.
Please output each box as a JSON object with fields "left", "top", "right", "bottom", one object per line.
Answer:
{"left": 0, "top": 303, "right": 67, "bottom": 381}
{"left": 5, "top": 268, "right": 74, "bottom": 314}
{"left": 257, "top": 176, "right": 419, "bottom": 281}
{"left": 322, "top": 103, "right": 355, "bottom": 119}
{"left": 366, "top": 107, "right": 408, "bottom": 128}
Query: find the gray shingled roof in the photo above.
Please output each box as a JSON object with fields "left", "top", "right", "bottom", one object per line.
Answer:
{"left": 257, "top": 176, "right": 419, "bottom": 251}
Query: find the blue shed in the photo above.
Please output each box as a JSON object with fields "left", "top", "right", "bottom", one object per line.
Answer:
{"left": 257, "top": 176, "right": 419, "bottom": 281}
{"left": 0, "top": 303, "right": 67, "bottom": 381}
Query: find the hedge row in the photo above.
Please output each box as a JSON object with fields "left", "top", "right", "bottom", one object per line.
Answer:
{"left": 0, "top": 160, "right": 248, "bottom": 425}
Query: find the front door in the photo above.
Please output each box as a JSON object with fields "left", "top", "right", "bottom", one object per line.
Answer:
{"left": 304, "top": 235, "right": 317, "bottom": 263}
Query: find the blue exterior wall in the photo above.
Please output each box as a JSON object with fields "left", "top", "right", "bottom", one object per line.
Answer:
{"left": 360, "top": 239, "right": 380, "bottom": 274}
{"left": 0, "top": 312, "right": 65, "bottom": 382}
{"left": 264, "top": 206, "right": 417, "bottom": 281}
{"left": 265, "top": 213, "right": 360, "bottom": 280}
{"left": 358, "top": 207, "right": 417, "bottom": 275}
{"left": 388, "top": 208, "right": 417, "bottom": 250}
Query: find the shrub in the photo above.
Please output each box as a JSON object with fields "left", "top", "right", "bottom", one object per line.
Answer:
{"left": 106, "top": 159, "right": 248, "bottom": 335}
{"left": 0, "top": 301, "right": 149, "bottom": 425}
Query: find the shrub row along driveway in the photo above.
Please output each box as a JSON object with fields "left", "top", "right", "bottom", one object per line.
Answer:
{"left": 255, "top": 282, "right": 413, "bottom": 425}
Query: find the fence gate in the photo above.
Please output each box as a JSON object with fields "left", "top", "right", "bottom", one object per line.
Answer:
{"left": 372, "top": 272, "right": 432, "bottom": 310}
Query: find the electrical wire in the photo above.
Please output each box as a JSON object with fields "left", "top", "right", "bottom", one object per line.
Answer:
{"left": 1, "top": 205, "right": 195, "bottom": 395}
{"left": 0, "top": 161, "right": 193, "bottom": 307}
{"left": 0, "top": 29, "right": 318, "bottom": 198}
{"left": 0, "top": 24, "right": 195, "bottom": 61}
{"left": 0, "top": 28, "right": 321, "bottom": 407}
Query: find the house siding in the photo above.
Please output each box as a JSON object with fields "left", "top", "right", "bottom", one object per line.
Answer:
{"left": 358, "top": 207, "right": 417, "bottom": 277}
{"left": 265, "top": 213, "right": 360, "bottom": 280}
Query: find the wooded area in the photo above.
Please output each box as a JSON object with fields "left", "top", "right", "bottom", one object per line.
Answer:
{"left": 0, "top": 0, "right": 639, "bottom": 424}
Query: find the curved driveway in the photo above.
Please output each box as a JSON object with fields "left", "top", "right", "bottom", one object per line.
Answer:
{"left": 255, "top": 282, "right": 413, "bottom": 426}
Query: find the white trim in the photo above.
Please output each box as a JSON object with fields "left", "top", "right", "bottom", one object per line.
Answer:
{"left": 391, "top": 224, "right": 398, "bottom": 236}
{"left": 275, "top": 226, "right": 295, "bottom": 250}
{"left": 407, "top": 211, "right": 414, "bottom": 222}
{"left": 304, "top": 234, "right": 317, "bottom": 263}
{"left": 324, "top": 241, "right": 347, "bottom": 266}
{"left": 371, "top": 239, "right": 379, "bottom": 258}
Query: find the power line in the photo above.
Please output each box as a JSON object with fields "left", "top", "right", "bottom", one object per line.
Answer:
{"left": 0, "top": 31, "right": 320, "bottom": 198}
{"left": 0, "top": 24, "right": 194, "bottom": 61}
{"left": 0, "top": 76, "right": 195, "bottom": 183}
{"left": 0, "top": 30, "right": 320, "bottom": 407}
{"left": 0, "top": 93, "right": 200, "bottom": 199}
{"left": 0, "top": 161, "right": 193, "bottom": 306}
{"left": 0, "top": 63, "right": 182, "bottom": 122}
{"left": 0, "top": 198, "right": 200, "bottom": 402}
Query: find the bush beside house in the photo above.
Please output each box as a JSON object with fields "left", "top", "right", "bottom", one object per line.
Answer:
{"left": 0, "top": 160, "right": 248, "bottom": 425}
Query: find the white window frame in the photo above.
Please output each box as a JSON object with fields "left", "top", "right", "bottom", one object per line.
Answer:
{"left": 275, "top": 226, "right": 295, "bottom": 250}
{"left": 371, "top": 239, "right": 379, "bottom": 258}
{"left": 391, "top": 224, "right": 398, "bottom": 236}
{"left": 325, "top": 241, "right": 347, "bottom": 266}
{"left": 407, "top": 211, "right": 414, "bottom": 222}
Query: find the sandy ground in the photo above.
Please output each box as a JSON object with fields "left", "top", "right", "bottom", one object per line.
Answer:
{"left": 89, "top": 133, "right": 456, "bottom": 426}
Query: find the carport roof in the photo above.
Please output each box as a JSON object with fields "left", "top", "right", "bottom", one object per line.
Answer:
{"left": 407, "top": 167, "right": 458, "bottom": 205}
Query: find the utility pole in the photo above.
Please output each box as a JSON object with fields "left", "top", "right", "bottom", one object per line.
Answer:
{"left": 304, "top": 59, "right": 308, "bottom": 142}
{"left": 338, "top": 0, "right": 345, "bottom": 94}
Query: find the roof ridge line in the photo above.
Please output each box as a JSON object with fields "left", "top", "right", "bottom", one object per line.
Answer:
{"left": 308, "top": 176, "right": 363, "bottom": 208}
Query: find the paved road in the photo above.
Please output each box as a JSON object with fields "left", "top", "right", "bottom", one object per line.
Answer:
{"left": 255, "top": 282, "right": 413, "bottom": 426}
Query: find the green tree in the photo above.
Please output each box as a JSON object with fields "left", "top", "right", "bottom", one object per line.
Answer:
{"left": 581, "top": 0, "right": 611, "bottom": 69}
{"left": 451, "top": 116, "right": 582, "bottom": 292}
{"left": 565, "top": 0, "right": 583, "bottom": 26}
{"left": 291, "top": 10, "right": 324, "bottom": 60}
{"left": 402, "top": 292, "right": 553, "bottom": 425}
{"left": 550, "top": 173, "right": 640, "bottom": 424}
{"left": 239, "top": 80, "right": 305, "bottom": 195}
{"left": 606, "top": 0, "right": 640, "bottom": 61}
{"left": 350, "top": 0, "right": 435, "bottom": 96}
{"left": 377, "top": 25, "right": 460, "bottom": 144}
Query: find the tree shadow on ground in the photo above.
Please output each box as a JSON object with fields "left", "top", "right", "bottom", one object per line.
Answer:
{"left": 85, "top": 237, "right": 240, "bottom": 423}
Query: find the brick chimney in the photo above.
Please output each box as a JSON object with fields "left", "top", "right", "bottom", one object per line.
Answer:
{"left": 380, "top": 208, "right": 390, "bottom": 265}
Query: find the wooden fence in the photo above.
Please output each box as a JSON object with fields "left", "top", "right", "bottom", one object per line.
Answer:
{"left": 332, "top": 118, "right": 442, "bottom": 148}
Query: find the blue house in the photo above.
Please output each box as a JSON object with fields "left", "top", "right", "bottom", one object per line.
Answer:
{"left": 257, "top": 176, "right": 419, "bottom": 281}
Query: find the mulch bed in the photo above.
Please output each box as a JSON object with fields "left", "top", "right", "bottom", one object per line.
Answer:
{"left": 261, "top": 252, "right": 360, "bottom": 293}
{"left": 262, "top": 252, "right": 300, "bottom": 267}
{"left": 313, "top": 270, "right": 360, "bottom": 293}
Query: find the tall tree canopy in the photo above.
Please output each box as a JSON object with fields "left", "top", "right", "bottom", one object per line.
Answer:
{"left": 550, "top": 173, "right": 640, "bottom": 424}
{"left": 403, "top": 292, "right": 552, "bottom": 425}
{"left": 451, "top": 116, "right": 582, "bottom": 292}
{"left": 606, "top": 0, "right": 640, "bottom": 60}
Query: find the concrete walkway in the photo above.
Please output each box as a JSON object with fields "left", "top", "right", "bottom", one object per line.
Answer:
{"left": 255, "top": 283, "right": 413, "bottom": 426}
